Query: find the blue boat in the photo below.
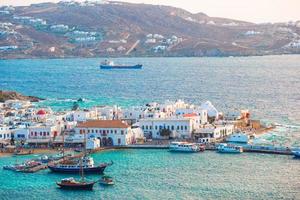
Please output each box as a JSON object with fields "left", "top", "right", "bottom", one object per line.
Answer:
{"left": 100, "top": 60, "right": 142, "bottom": 69}
{"left": 48, "top": 156, "right": 112, "bottom": 174}
{"left": 292, "top": 150, "right": 300, "bottom": 158}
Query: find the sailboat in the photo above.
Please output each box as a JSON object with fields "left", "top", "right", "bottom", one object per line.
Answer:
{"left": 56, "top": 131, "right": 97, "bottom": 190}
{"left": 48, "top": 131, "right": 112, "bottom": 174}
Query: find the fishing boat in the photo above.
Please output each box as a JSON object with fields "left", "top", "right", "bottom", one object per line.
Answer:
{"left": 100, "top": 60, "right": 142, "bottom": 69}
{"left": 169, "top": 142, "right": 204, "bottom": 153}
{"left": 99, "top": 175, "right": 114, "bottom": 186}
{"left": 292, "top": 150, "right": 300, "bottom": 158}
{"left": 56, "top": 177, "right": 96, "bottom": 190}
{"left": 217, "top": 143, "right": 243, "bottom": 153}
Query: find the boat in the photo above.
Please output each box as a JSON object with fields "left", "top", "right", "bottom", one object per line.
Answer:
{"left": 49, "top": 129, "right": 113, "bottom": 174}
{"left": 99, "top": 175, "right": 114, "bottom": 186}
{"left": 48, "top": 157, "right": 112, "bottom": 174}
{"left": 292, "top": 150, "right": 300, "bottom": 158}
{"left": 56, "top": 177, "right": 96, "bottom": 190}
{"left": 100, "top": 60, "right": 142, "bottom": 69}
{"left": 14, "top": 149, "right": 33, "bottom": 156}
{"left": 217, "top": 143, "right": 243, "bottom": 153}
{"left": 169, "top": 142, "right": 204, "bottom": 153}
{"left": 56, "top": 143, "right": 97, "bottom": 190}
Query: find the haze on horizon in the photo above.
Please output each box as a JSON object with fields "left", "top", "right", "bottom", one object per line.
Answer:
{"left": 0, "top": 0, "right": 299, "bottom": 23}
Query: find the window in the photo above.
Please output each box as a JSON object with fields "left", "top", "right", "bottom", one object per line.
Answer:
{"left": 91, "top": 129, "right": 94, "bottom": 133}
{"left": 149, "top": 126, "right": 152, "bottom": 129}
{"left": 88, "top": 129, "right": 90, "bottom": 133}
{"left": 177, "top": 126, "right": 179, "bottom": 130}
{"left": 185, "top": 126, "right": 187, "bottom": 130}
{"left": 96, "top": 130, "right": 98, "bottom": 133}
{"left": 115, "top": 130, "right": 117, "bottom": 134}
{"left": 47, "top": 132, "right": 49, "bottom": 136}
{"left": 121, "top": 130, "right": 124, "bottom": 135}
{"left": 142, "top": 126, "right": 145, "bottom": 130}
{"left": 171, "top": 126, "right": 174, "bottom": 130}
{"left": 111, "top": 130, "right": 113, "bottom": 134}
{"left": 146, "top": 125, "right": 148, "bottom": 130}
{"left": 155, "top": 126, "right": 158, "bottom": 130}
{"left": 118, "top": 138, "right": 121, "bottom": 144}
{"left": 181, "top": 126, "right": 183, "bottom": 130}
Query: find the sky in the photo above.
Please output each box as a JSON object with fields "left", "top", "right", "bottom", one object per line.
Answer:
{"left": 1, "top": 0, "right": 300, "bottom": 23}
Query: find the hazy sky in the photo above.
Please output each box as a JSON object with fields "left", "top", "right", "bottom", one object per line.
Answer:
{"left": 1, "top": 0, "right": 300, "bottom": 23}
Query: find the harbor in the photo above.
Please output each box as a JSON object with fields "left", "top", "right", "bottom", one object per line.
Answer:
{"left": 1, "top": 56, "right": 300, "bottom": 199}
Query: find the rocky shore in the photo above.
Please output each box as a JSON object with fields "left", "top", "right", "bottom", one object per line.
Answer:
{"left": 0, "top": 90, "right": 44, "bottom": 102}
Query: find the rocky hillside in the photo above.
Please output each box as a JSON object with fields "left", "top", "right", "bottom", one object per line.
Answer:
{"left": 0, "top": 1, "right": 300, "bottom": 58}
{"left": 0, "top": 90, "right": 44, "bottom": 102}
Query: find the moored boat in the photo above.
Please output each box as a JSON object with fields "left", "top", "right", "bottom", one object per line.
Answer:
{"left": 100, "top": 60, "right": 142, "bottom": 69}
{"left": 217, "top": 143, "right": 243, "bottom": 153}
{"left": 292, "top": 150, "right": 300, "bottom": 158}
{"left": 56, "top": 177, "right": 96, "bottom": 190}
{"left": 48, "top": 156, "right": 112, "bottom": 174}
{"left": 169, "top": 142, "right": 204, "bottom": 153}
{"left": 99, "top": 175, "right": 114, "bottom": 186}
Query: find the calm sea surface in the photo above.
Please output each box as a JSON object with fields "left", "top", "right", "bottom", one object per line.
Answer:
{"left": 0, "top": 150, "right": 300, "bottom": 200}
{"left": 0, "top": 56, "right": 300, "bottom": 199}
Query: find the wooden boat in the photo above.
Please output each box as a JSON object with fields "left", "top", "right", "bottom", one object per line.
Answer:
{"left": 56, "top": 177, "right": 96, "bottom": 190}
{"left": 14, "top": 150, "right": 33, "bottom": 155}
{"left": 99, "top": 175, "right": 114, "bottom": 186}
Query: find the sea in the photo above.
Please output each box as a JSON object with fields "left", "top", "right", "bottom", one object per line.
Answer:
{"left": 0, "top": 55, "right": 300, "bottom": 199}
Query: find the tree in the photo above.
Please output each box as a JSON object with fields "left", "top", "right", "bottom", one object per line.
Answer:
{"left": 159, "top": 128, "right": 171, "bottom": 138}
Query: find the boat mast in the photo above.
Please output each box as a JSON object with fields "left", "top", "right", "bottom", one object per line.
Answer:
{"left": 80, "top": 129, "right": 87, "bottom": 182}
{"left": 62, "top": 130, "right": 65, "bottom": 161}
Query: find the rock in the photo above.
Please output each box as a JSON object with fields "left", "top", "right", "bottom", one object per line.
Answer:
{"left": 0, "top": 90, "right": 45, "bottom": 102}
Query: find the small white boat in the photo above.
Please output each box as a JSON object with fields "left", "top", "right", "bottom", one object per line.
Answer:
{"left": 217, "top": 143, "right": 243, "bottom": 153}
{"left": 169, "top": 142, "right": 204, "bottom": 153}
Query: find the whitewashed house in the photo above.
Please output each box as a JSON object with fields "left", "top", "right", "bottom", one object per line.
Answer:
{"left": 75, "top": 120, "right": 135, "bottom": 146}
{"left": 193, "top": 124, "right": 234, "bottom": 143}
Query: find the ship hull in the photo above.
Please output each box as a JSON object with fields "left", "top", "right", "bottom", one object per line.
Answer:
{"left": 100, "top": 64, "right": 142, "bottom": 69}
{"left": 48, "top": 165, "right": 107, "bottom": 174}
{"left": 57, "top": 182, "right": 96, "bottom": 190}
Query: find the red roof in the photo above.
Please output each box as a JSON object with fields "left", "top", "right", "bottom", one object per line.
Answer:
{"left": 37, "top": 110, "right": 46, "bottom": 115}
{"left": 183, "top": 113, "right": 198, "bottom": 118}
{"left": 77, "top": 120, "right": 129, "bottom": 129}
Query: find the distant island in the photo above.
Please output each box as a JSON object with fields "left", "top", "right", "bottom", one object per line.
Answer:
{"left": 0, "top": 1, "right": 300, "bottom": 59}
{"left": 0, "top": 90, "right": 44, "bottom": 102}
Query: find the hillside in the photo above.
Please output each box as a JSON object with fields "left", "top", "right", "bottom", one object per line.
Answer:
{"left": 0, "top": 1, "right": 300, "bottom": 58}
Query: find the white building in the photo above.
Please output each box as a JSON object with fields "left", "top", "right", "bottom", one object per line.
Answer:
{"left": 0, "top": 125, "right": 12, "bottom": 141}
{"left": 193, "top": 124, "right": 234, "bottom": 143}
{"left": 75, "top": 120, "right": 136, "bottom": 146}
{"left": 27, "top": 125, "right": 59, "bottom": 145}
{"left": 139, "top": 116, "right": 201, "bottom": 139}
{"left": 72, "top": 110, "right": 97, "bottom": 122}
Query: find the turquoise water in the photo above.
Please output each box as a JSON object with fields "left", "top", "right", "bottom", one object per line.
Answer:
{"left": 1, "top": 55, "right": 300, "bottom": 145}
{"left": 0, "top": 150, "right": 299, "bottom": 200}
{"left": 1, "top": 56, "right": 300, "bottom": 199}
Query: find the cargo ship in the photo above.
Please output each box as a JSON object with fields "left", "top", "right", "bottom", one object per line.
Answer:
{"left": 100, "top": 60, "right": 142, "bottom": 69}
